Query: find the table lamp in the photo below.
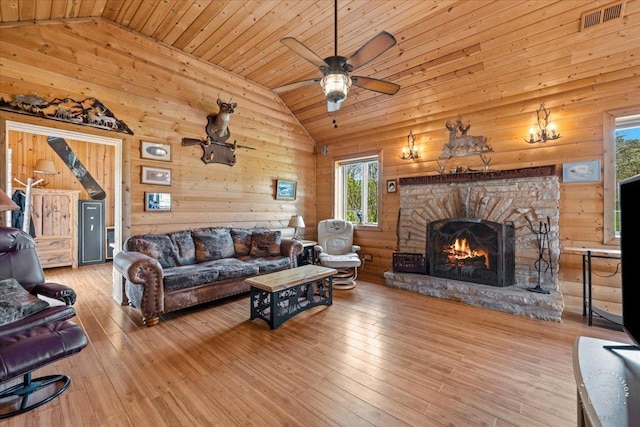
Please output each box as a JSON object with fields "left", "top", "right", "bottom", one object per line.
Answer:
{"left": 288, "top": 215, "right": 305, "bottom": 240}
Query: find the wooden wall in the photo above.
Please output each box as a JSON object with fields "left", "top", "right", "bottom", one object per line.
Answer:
{"left": 0, "top": 19, "right": 316, "bottom": 244}
{"left": 309, "top": 4, "right": 640, "bottom": 316}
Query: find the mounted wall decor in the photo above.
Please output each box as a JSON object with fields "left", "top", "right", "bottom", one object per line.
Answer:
{"left": 141, "top": 141, "right": 171, "bottom": 162}
{"left": 437, "top": 118, "right": 493, "bottom": 174}
{"left": 141, "top": 166, "right": 171, "bottom": 186}
{"left": 145, "top": 192, "right": 172, "bottom": 211}
{"left": 182, "top": 97, "right": 255, "bottom": 166}
{"left": 0, "top": 94, "right": 133, "bottom": 134}
{"left": 276, "top": 180, "right": 296, "bottom": 200}
{"left": 563, "top": 160, "right": 601, "bottom": 183}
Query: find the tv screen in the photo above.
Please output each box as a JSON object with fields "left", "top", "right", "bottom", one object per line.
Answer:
{"left": 620, "top": 173, "right": 640, "bottom": 347}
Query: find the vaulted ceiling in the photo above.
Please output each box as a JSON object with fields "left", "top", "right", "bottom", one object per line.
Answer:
{"left": 0, "top": 0, "right": 635, "bottom": 144}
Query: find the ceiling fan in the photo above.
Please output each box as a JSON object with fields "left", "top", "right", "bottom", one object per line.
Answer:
{"left": 274, "top": 0, "right": 400, "bottom": 112}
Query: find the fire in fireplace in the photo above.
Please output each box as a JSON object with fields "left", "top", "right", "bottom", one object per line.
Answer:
{"left": 426, "top": 218, "right": 515, "bottom": 287}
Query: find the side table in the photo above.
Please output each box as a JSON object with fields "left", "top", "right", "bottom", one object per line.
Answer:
{"left": 297, "top": 240, "right": 317, "bottom": 266}
{"left": 564, "top": 247, "right": 622, "bottom": 328}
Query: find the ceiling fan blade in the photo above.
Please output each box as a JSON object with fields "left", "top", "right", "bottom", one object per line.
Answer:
{"left": 327, "top": 100, "right": 342, "bottom": 112}
{"left": 273, "top": 78, "right": 322, "bottom": 94}
{"left": 352, "top": 76, "right": 400, "bottom": 95}
{"left": 346, "top": 31, "right": 397, "bottom": 71}
{"left": 281, "top": 37, "right": 328, "bottom": 69}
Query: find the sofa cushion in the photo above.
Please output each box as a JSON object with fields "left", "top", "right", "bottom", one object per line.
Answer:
{"left": 231, "top": 228, "right": 252, "bottom": 256}
{"left": 242, "top": 256, "right": 291, "bottom": 273}
{"left": 125, "top": 234, "right": 178, "bottom": 268}
{"left": 0, "top": 278, "right": 50, "bottom": 326}
{"left": 201, "top": 258, "right": 260, "bottom": 281}
{"left": 163, "top": 265, "right": 220, "bottom": 292}
{"left": 168, "top": 230, "right": 196, "bottom": 266}
{"left": 192, "top": 229, "right": 235, "bottom": 263}
{"left": 250, "top": 231, "right": 282, "bottom": 257}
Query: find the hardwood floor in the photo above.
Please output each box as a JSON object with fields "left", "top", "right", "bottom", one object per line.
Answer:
{"left": 2, "top": 263, "right": 630, "bottom": 426}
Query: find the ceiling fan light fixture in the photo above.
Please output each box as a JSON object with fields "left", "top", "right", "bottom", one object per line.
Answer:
{"left": 321, "top": 73, "right": 352, "bottom": 103}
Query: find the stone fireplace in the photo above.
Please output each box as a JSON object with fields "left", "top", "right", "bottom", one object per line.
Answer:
{"left": 384, "top": 166, "right": 564, "bottom": 321}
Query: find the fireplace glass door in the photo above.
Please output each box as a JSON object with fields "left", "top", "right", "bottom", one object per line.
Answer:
{"left": 427, "top": 218, "right": 515, "bottom": 287}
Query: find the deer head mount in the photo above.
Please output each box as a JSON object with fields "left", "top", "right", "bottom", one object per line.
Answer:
{"left": 181, "top": 97, "right": 254, "bottom": 166}
{"left": 206, "top": 97, "right": 237, "bottom": 142}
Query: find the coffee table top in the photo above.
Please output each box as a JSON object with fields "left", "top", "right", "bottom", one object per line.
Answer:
{"left": 246, "top": 265, "right": 338, "bottom": 292}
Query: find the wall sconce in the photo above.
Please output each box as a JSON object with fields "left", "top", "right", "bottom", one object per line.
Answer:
{"left": 525, "top": 102, "right": 561, "bottom": 144}
{"left": 400, "top": 130, "right": 419, "bottom": 160}
{"left": 288, "top": 215, "right": 306, "bottom": 240}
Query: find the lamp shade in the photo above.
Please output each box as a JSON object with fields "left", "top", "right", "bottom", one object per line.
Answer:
{"left": 33, "top": 159, "right": 57, "bottom": 175}
{"left": 321, "top": 73, "right": 351, "bottom": 103}
{"left": 0, "top": 188, "right": 19, "bottom": 211}
{"left": 288, "top": 215, "right": 305, "bottom": 228}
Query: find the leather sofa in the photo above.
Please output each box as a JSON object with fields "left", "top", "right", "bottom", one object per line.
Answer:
{"left": 114, "top": 227, "right": 302, "bottom": 326}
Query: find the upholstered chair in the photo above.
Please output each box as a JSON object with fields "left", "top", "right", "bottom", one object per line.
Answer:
{"left": 314, "top": 219, "right": 361, "bottom": 289}
{"left": 0, "top": 226, "right": 87, "bottom": 419}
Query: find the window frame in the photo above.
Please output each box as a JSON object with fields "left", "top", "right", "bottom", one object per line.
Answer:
{"left": 603, "top": 107, "right": 640, "bottom": 245}
{"left": 333, "top": 150, "right": 382, "bottom": 230}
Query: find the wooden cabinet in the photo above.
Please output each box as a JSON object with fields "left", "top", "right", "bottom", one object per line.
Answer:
{"left": 30, "top": 189, "right": 79, "bottom": 268}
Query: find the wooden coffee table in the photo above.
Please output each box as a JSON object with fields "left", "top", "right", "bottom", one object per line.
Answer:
{"left": 247, "top": 265, "right": 337, "bottom": 329}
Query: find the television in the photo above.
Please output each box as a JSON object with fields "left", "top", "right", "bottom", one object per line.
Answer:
{"left": 619, "top": 173, "right": 640, "bottom": 349}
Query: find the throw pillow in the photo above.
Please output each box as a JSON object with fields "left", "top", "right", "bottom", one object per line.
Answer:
{"left": 250, "top": 231, "right": 282, "bottom": 257}
{"left": 125, "top": 234, "right": 178, "bottom": 268}
{"left": 231, "top": 228, "right": 252, "bottom": 256}
{"left": 192, "top": 229, "right": 235, "bottom": 262}
{"left": 0, "top": 278, "right": 49, "bottom": 326}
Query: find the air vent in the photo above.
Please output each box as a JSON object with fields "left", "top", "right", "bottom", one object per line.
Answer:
{"left": 581, "top": 1, "right": 626, "bottom": 31}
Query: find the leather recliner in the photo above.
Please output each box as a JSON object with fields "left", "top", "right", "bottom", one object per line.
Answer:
{"left": 314, "top": 219, "right": 362, "bottom": 290}
{"left": 0, "top": 226, "right": 87, "bottom": 419}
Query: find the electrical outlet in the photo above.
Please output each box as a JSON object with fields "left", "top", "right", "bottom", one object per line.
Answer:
{"left": 363, "top": 254, "right": 373, "bottom": 261}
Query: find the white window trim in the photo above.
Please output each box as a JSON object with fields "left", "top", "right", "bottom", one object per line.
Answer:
{"left": 333, "top": 150, "right": 382, "bottom": 230}
{"left": 603, "top": 107, "right": 640, "bottom": 245}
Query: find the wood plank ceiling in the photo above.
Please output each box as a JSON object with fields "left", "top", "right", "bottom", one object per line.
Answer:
{"left": 0, "top": 0, "right": 634, "bottom": 145}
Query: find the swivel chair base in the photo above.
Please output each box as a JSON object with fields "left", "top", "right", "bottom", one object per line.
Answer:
{"left": 0, "top": 372, "right": 71, "bottom": 419}
{"left": 332, "top": 268, "right": 358, "bottom": 290}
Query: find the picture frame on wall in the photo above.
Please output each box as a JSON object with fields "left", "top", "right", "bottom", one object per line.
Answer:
{"left": 141, "top": 141, "right": 171, "bottom": 162}
{"left": 563, "top": 160, "right": 601, "bottom": 183}
{"left": 141, "top": 166, "right": 171, "bottom": 186}
{"left": 276, "top": 179, "right": 296, "bottom": 200}
{"left": 145, "top": 192, "right": 172, "bottom": 211}
{"left": 387, "top": 180, "right": 397, "bottom": 193}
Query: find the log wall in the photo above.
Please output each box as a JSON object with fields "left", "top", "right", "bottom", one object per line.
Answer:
{"left": 0, "top": 19, "right": 316, "bottom": 244}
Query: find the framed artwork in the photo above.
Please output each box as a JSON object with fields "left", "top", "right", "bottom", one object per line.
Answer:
{"left": 145, "top": 192, "right": 171, "bottom": 211}
{"left": 276, "top": 179, "right": 296, "bottom": 200}
{"left": 387, "top": 179, "right": 397, "bottom": 193}
{"left": 141, "top": 141, "right": 171, "bottom": 162}
{"left": 563, "top": 160, "right": 601, "bottom": 183}
{"left": 141, "top": 166, "right": 171, "bottom": 186}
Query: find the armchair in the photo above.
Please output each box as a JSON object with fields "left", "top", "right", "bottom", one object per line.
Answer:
{"left": 314, "top": 219, "right": 361, "bottom": 289}
{"left": 0, "top": 226, "right": 87, "bottom": 419}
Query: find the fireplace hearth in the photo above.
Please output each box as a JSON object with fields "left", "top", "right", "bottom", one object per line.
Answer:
{"left": 427, "top": 218, "right": 515, "bottom": 287}
{"left": 384, "top": 167, "right": 564, "bottom": 321}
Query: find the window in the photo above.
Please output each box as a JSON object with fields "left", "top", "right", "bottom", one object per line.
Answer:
{"left": 334, "top": 155, "right": 379, "bottom": 226}
{"left": 614, "top": 115, "right": 640, "bottom": 235}
{"left": 604, "top": 109, "right": 640, "bottom": 243}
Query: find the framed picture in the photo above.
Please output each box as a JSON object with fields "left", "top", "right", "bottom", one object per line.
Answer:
{"left": 276, "top": 179, "right": 296, "bottom": 200}
{"left": 141, "top": 166, "right": 171, "bottom": 186}
{"left": 141, "top": 141, "right": 171, "bottom": 162}
{"left": 387, "top": 179, "right": 397, "bottom": 193}
{"left": 145, "top": 192, "right": 171, "bottom": 211}
{"left": 563, "top": 160, "right": 601, "bottom": 183}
